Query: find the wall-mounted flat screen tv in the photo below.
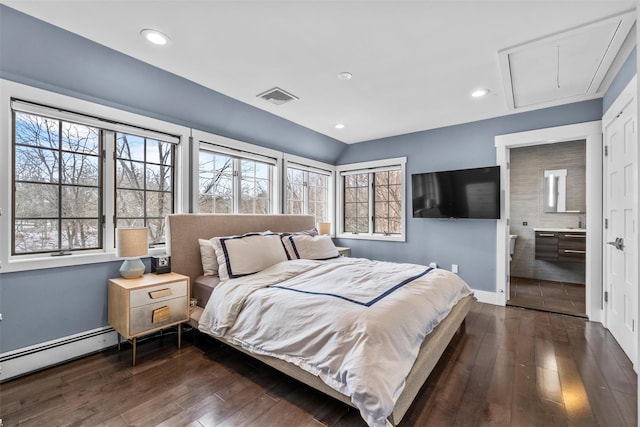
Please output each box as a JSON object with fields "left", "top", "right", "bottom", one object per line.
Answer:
{"left": 412, "top": 166, "right": 500, "bottom": 219}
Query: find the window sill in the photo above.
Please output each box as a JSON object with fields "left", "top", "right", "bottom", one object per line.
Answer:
{"left": 335, "top": 233, "right": 406, "bottom": 243}
{"left": 2, "top": 247, "right": 167, "bottom": 273}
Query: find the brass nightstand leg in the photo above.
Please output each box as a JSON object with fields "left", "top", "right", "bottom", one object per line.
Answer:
{"left": 132, "top": 337, "right": 137, "bottom": 366}
{"left": 178, "top": 324, "right": 182, "bottom": 349}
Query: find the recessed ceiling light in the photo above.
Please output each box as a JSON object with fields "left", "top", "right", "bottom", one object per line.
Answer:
{"left": 471, "top": 88, "right": 489, "bottom": 98}
{"left": 337, "top": 72, "right": 353, "bottom": 81}
{"left": 140, "top": 29, "right": 169, "bottom": 46}
{"left": 335, "top": 123, "right": 345, "bottom": 129}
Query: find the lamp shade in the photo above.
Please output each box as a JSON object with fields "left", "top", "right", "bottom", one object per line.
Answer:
{"left": 317, "top": 222, "right": 331, "bottom": 235}
{"left": 116, "top": 227, "right": 148, "bottom": 258}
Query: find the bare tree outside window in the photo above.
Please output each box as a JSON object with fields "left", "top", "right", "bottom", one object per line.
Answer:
{"left": 308, "top": 171, "right": 328, "bottom": 223}
{"left": 12, "top": 104, "right": 177, "bottom": 256}
{"left": 199, "top": 150, "right": 272, "bottom": 214}
{"left": 342, "top": 168, "right": 402, "bottom": 235}
{"left": 285, "top": 167, "right": 328, "bottom": 223}
{"left": 374, "top": 170, "right": 402, "bottom": 234}
{"left": 115, "top": 133, "right": 174, "bottom": 245}
{"left": 240, "top": 159, "right": 271, "bottom": 214}
{"left": 286, "top": 168, "right": 304, "bottom": 215}
{"left": 343, "top": 173, "right": 369, "bottom": 233}
{"left": 13, "top": 112, "right": 101, "bottom": 254}
{"left": 199, "top": 151, "right": 233, "bottom": 213}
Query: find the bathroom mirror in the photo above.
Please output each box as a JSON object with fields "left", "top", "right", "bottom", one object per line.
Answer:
{"left": 544, "top": 169, "right": 567, "bottom": 213}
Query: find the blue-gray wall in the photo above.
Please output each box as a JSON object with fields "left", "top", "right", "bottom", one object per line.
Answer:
{"left": 1, "top": 261, "right": 125, "bottom": 348}
{"left": 603, "top": 47, "right": 637, "bottom": 113}
{"left": 334, "top": 100, "right": 604, "bottom": 292}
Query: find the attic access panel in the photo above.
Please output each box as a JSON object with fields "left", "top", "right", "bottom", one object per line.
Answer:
{"left": 499, "top": 10, "right": 635, "bottom": 110}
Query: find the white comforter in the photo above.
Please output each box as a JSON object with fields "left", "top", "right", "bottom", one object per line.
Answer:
{"left": 199, "top": 257, "right": 473, "bottom": 427}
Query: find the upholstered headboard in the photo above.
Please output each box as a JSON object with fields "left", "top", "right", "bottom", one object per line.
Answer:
{"left": 165, "top": 214, "right": 316, "bottom": 283}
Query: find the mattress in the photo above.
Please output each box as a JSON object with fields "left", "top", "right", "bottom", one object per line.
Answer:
{"left": 192, "top": 275, "right": 220, "bottom": 307}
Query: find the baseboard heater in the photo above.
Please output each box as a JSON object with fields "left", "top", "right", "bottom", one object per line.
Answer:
{"left": 0, "top": 326, "right": 118, "bottom": 382}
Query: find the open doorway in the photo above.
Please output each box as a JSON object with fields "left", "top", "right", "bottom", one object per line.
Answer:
{"left": 507, "top": 141, "right": 587, "bottom": 317}
{"left": 495, "top": 121, "right": 603, "bottom": 322}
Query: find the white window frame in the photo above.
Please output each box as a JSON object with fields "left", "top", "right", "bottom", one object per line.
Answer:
{"left": 192, "top": 129, "right": 281, "bottom": 214}
{"left": 0, "top": 79, "right": 190, "bottom": 273}
{"left": 283, "top": 153, "right": 335, "bottom": 228}
{"left": 336, "top": 157, "right": 406, "bottom": 242}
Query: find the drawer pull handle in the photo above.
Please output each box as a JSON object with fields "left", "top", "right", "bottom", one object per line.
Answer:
{"left": 152, "top": 306, "right": 171, "bottom": 323}
{"left": 148, "top": 288, "right": 172, "bottom": 299}
{"left": 564, "top": 250, "right": 586, "bottom": 254}
{"left": 564, "top": 234, "right": 586, "bottom": 238}
{"left": 538, "top": 233, "right": 555, "bottom": 237}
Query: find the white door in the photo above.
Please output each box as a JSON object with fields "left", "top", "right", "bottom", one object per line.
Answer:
{"left": 604, "top": 96, "right": 637, "bottom": 363}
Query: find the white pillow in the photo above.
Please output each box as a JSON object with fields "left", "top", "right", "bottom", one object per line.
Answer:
{"left": 199, "top": 230, "right": 274, "bottom": 276}
{"left": 212, "top": 232, "right": 288, "bottom": 280}
{"left": 282, "top": 235, "right": 339, "bottom": 260}
{"left": 198, "top": 238, "right": 218, "bottom": 276}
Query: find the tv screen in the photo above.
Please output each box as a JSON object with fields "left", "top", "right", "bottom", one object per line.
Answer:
{"left": 412, "top": 166, "right": 500, "bottom": 219}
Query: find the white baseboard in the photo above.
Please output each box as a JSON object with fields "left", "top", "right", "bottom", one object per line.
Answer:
{"left": 473, "top": 289, "right": 503, "bottom": 306}
{"left": 0, "top": 326, "right": 118, "bottom": 382}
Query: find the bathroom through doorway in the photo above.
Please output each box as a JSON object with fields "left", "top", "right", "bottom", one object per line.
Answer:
{"left": 507, "top": 141, "right": 587, "bottom": 317}
{"left": 494, "top": 121, "right": 603, "bottom": 322}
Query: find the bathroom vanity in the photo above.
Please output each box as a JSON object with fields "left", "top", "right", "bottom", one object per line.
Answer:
{"left": 534, "top": 228, "right": 586, "bottom": 263}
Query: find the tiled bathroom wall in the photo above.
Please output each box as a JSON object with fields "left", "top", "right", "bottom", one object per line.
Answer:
{"left": 509, "top": 140, "right": 586, "bottom": 284}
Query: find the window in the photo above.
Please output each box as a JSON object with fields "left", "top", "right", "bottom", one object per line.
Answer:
{"left": 13, "top": 112, "right": 101, "bottom": 254}
{"left": 198, "top": 141, "right": 276, "bottom": 214}
{"left": 286, "top": 167, "right": 304, "bottom": 215}
{"left": 343, "top": 172, "right": 369, "bottom": 233}
{"left": 285, "top": 162, "right": 331, "bottom": 223}
{"left": 240, "top": 159, "right": 271, "bottom": 213}
{"left": 373, "top": 169, "right": 402, "bottom": 234}
{"left": 198, "top": 151, "right": 233, "bottom": 213}
{"left": 115, "top": 133, "right": 174, "bottom": 245}
{"left": 344, "top": 170, "right": 402, "bottom": 234}
{"left": 10, "top": 99, "right": 180, "bottom": 257}
{"left": 337, "top": 158, "right": 406, "bottom": 241}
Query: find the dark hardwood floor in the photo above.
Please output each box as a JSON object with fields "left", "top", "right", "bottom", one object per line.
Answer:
{"left": 1, "top": 302, "right": 636, "bottom": 426}
{"left": 508, "top": 276, "right": 587, "bottom": 318}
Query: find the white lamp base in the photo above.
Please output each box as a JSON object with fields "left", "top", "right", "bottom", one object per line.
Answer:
{"left": 120, "top": 258, "right": 145, "bottom": 279}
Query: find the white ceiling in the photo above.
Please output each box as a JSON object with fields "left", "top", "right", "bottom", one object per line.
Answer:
{"left": 3, "top": 1, "right": 636, "bottom": 144}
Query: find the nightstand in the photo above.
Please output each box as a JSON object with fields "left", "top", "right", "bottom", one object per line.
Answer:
{"left": 108, "top": 272, "right": 190, "bottom": 366}
{"left": 336, "top": 246, "right": 351, "bottom": 257}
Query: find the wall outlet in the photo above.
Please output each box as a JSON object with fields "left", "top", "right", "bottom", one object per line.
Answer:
{"left": 452, "top": 264, "right": 459, "bottom": 274}
{"left": 429, "top": 262, "right": 438, "bottom": 268}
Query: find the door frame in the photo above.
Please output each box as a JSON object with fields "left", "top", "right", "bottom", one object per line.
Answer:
{"left": 495, "top": 121, "right": 603, "bottom": 322}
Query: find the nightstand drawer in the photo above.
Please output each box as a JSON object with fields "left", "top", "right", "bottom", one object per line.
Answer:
{"left": 129, "top": 297, "right": 188, "bottom": 335}
{"left": 130, "top": 280, "right": 188, "bottom": 308}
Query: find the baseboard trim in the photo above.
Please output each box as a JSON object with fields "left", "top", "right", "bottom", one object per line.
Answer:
{"left": 0, "top": 326, "right": 118, "bottom": 382}
{"left": 473, "top": 289, "right": 503, "bottom": 306}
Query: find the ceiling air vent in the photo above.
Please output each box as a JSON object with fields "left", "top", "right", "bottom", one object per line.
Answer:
{"left": 256, "top": 87, "right": 298, "bottom": 105}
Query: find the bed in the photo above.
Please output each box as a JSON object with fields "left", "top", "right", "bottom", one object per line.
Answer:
{"left": 166, "top": 213, "right": 473, "bottom": 426}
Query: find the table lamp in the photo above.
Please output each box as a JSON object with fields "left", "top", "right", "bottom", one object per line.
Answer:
{"left": 317, "top": 222, "right": 331, "bottom": 236}
{"left": 116, "top": 227, "right": 148, "bottom": 278}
